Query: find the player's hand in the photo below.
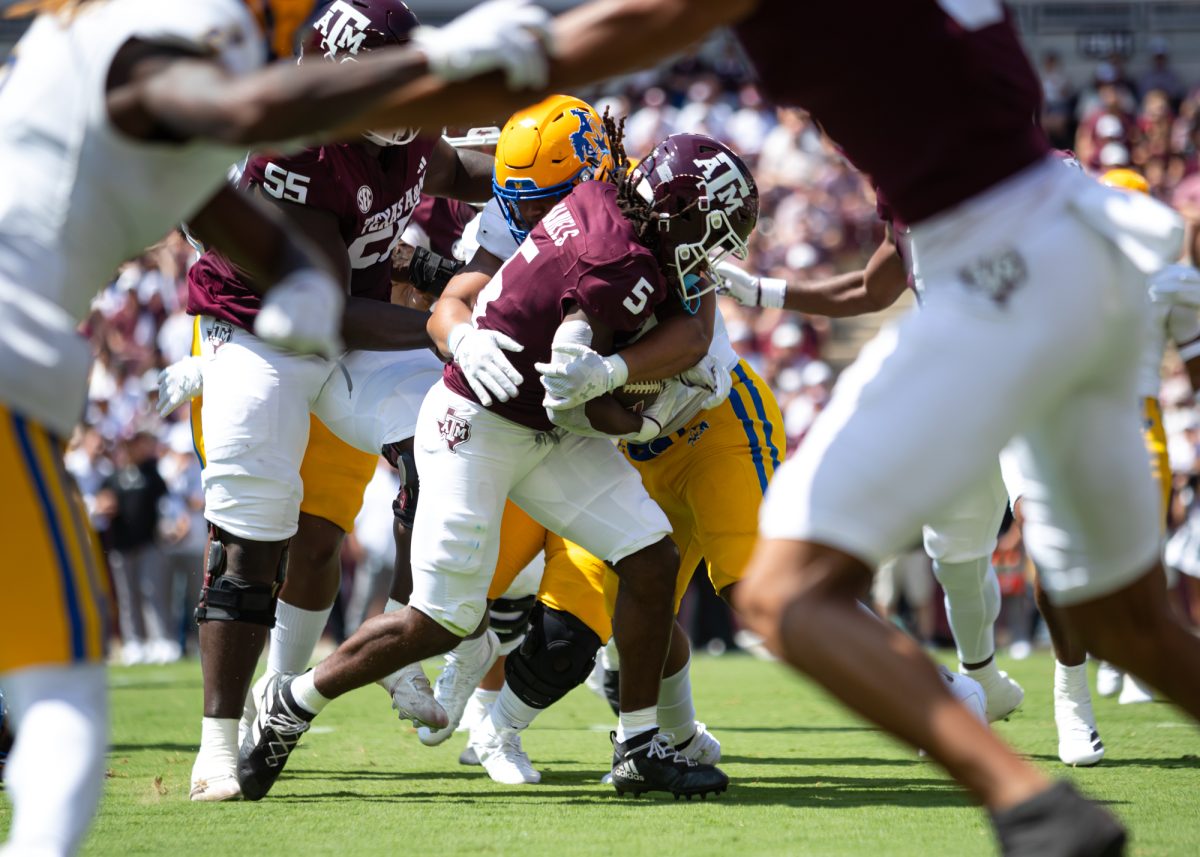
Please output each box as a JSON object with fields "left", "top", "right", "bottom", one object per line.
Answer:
{"left": 254, "top": 269, "right": 345, "bottom": 358}
{"left": 156, "top": 356, "right": 205, "bottom": 417}
{"left": 536, "top": 343, "right": 629, "bottom": 411}
{"left": 622, "top": 379, "right": 691, "bottom": 443}
{"left": 413, "top": 0, "right": 552, "bottom": 90}
{"left": 449, "top": 323, "right": 524, "bottom": 406}
{"left": 715, "top": 260, "right": 786, "bottom": 309}
{"left": 1149, "top": 263, "right": 1200, "bottom": 306}
{"left": 679, "top": 353, "right": 731, "bottom": 411}
{"left": 545, "top": 402, "right": 611, "bottom": 439}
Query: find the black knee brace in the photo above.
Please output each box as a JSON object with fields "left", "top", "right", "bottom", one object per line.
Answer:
{"left": 505, "top": 603, "right": 601, "bottom": 709}
{"left": 382, "top": 442, "right": 419, "bottom": 530}
{"left": 194, "top": 526, "right": 286, "bottom": 627}
{"left": 490, "top": 594, "right": 537, "bottom": 652}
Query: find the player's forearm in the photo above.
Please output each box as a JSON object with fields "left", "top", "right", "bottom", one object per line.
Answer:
{"left": 621, "top": 305, "right": 713, "bottom": 381}
{"left": 143, "top": 50, "right": 429, "bottom": 146}
{"left": 332, "top": 0, "right": 755, "bottom": 133}
{"left": 341, "top": 299, "right": 433, "bottom": 351}
{"left": 428, "top": 147, "right": 494, "bottom": 203}
{"left": 783, "top": 242, "right": 906, "bottom": 317}
{"left": 188, "top": 186, "right": 335, "bottom": 293}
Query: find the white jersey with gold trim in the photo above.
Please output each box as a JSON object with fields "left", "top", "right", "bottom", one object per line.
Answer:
{"left": 0, "top": 0, "right": 263, "bottom": 435}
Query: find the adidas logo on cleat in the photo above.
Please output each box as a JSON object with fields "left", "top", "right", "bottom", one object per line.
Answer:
{"left": 614, "top": 761, "right": 644, "bottom": 782}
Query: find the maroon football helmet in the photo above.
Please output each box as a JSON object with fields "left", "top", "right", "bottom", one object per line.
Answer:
{"left": 300, "top": 0, "right": 421, "bottom": 145}
{"left": 629, "top": 133, "right": 759, "bottom": 310}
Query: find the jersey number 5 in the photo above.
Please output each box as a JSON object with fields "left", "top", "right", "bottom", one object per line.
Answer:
{"left": 623, "top": 277, "right": 654, "bottom": 315}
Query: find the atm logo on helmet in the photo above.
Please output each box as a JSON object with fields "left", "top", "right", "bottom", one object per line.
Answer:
{"left": 696, "top": 152, "right": 752, "bottom": 213}
{"left": 313, "top": 0, "right": 372, "bottom": 59}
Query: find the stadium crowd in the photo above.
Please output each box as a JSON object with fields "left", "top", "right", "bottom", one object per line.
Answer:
{"left": 67, "top": 45, "right": 1200, "bottom": 664}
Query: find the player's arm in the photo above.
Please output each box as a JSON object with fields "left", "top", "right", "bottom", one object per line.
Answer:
{"left": 334, "top": 0, "right": 758, "bottom": 132}
{"left": 428, "top": 248, "right": 505, "bottom": 358}
{"left": 718, "top": 238, "right": 907, "bottom": 318}
{"left": 421, "top": 138, "right": 494, "bottom": 204}
{"left": 618, "top": 290, "right": 716, "bottom": 382}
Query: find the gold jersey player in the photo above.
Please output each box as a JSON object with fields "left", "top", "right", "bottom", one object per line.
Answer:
{"left": 351, "top": 0, "right": 1200, "bottom": 853}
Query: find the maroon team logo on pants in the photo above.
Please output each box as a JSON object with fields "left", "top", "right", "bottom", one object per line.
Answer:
{"left": 438, "top": 408, "right": 471, "bottom": 452}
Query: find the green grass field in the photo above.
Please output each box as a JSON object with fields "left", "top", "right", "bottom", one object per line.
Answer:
{"left": 3, "top": 652, "right": 1198, "bottom": 856}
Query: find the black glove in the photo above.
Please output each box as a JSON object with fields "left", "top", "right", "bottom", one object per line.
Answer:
{"left": 410, "top": 247, "right": 463, "bottom": 298}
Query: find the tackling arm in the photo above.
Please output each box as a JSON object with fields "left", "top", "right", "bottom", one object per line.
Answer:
{"left": 619, "top": 291, "right": 716, "bottom": 382}
{"left": 421, "top": 138, "right": 494, "bottom": 204}
{"left": 428, "top": 249, "right": 505, "bottom": 358}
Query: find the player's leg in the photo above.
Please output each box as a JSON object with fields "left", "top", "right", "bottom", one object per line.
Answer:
{"left": 737, "top": 205, "right": 1133, "bottom": 848}
{"left": 469, "top": 535, "right": 611, "bottom": 783}
{"left": 513, "top": 434, "right": 726, "bottom": 798}
{"left": 419, "top": 501, "right": 546, "bottom": 747}
{"left": 923, "top": 468, "right": 1024, "bottom": 721}
{"left": 237, "top": 384, "right": 537, "bottom": 799}
{"left": 0, "top": 406, "right": 109, "bottom": 856}
{"left": 190, "top": 320, "right": 327, "bottom": 801}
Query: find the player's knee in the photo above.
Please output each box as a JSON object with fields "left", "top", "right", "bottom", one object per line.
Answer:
{"left": 505, "top": 604, "right": 601, "bottom": 709}
{"left": 611, "top": 536, "right": 678, "bottom": 594}
{"left": 489, "top": 594, "right": 537, "bottom": 656}
{"left": 738, "top": 540, "right": 868, "bottom": 631}
{"left": 195, "top": 526, "right": 286, "bottom": 628}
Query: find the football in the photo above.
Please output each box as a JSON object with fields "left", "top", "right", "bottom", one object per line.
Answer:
{"left": 611, "top": 379, "right": 664, "bottom": 415}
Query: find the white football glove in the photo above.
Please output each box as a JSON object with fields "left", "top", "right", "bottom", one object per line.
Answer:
{"left": 545, "top": 402, "right": 613, "bottom": 439}
{"left": 448, "top": 322, "right": 524, "bottom": 406}
{"left": 253, "top": 269, "right": 345, "bottom": 358}
{"left": 536, "top": 342, "right": 629, "bottom": 411}
{"left": 413, "top": 0, "right": 552, "bottom": 90}
{"left": 715, "top": 260, "right": 786, "bottom": 309}
{"left": 679, "top": 353, "right": 732, "bottom": 412}
{"left": 156, "top": 355, "right": 205, "bottom": 417}
{"left": 1149, "top": 263, "right": 1200, "bottom": 307}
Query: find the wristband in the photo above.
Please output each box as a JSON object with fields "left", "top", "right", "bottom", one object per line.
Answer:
{"left": 447, "top": 322, "right": 471, "bottom": 358}
{"left": 759, "top": 277, "right": 787, "bottom": 309}
{"left": 626, "top": 414, "right": 663, "bottom": 444}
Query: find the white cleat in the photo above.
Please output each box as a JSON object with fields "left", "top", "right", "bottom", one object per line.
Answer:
{"left": 672, "top": 721, "right": 721, "bottom": 765}
{"left": 965, "top": 667, "right": 1024, "bottom": 722}
{"left": 1054, "top": 683, "right": 1104, "bottom": 767}
{"left": 1118, "top": 674, "right": 1155, "bottom": 705}
{"left": 470, "top": 718, "right": 541, "bottom": 785}
{"left": 418, "top": 631, "right": 500, "bottom": 746}
{"left": 1095, "top": 662, "right": 1123, "bottom": 698}
{"left": 383, "top": 663, "right": 449, "bottom": 729}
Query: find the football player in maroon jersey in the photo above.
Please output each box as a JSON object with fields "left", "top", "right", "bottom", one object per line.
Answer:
{"left": 237, "top": 132, "right": 756, "bottom": 802}
{"left": 174, "top": 0, "right": 499, "bottom": 803}
{"left": 346, "top": 1, "right": 1200, "bottom": 852}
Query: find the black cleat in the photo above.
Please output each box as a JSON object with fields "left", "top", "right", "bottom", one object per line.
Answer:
{"left": 993, "top": 781, "right": 1126, "bottom": 857}
{"left": 609, "top": 729, "right": 729, "bottom": 799}
{"left": 237, "top": 674, "right": 315, "bottom": 801}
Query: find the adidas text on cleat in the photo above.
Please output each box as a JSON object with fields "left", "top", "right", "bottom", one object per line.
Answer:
{"left": 993, "top": 781, "right": 1126, "bottom": 857}
{"left": 610, "top": 729, "right": 728, "bottom": 799}
{"left": 237, "top": 674, "right": 314, "bottom": 801}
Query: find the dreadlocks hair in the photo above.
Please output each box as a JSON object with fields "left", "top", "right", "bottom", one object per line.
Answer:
{"left": 601, "top": 108, "right": 660, "bottom": 253}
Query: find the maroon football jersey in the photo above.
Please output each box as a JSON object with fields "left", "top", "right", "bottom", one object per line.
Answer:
{"left": 735, "top": 0, "right": 1048, "bottom": 225}
{"left": 408, "top": 196, "right": 477, "bottom": 258}
{"left": 444, "top": 181, "right": 669, "bottom": 430}
{"left": 187, "top": 137, "right": 438, "bottom": 329}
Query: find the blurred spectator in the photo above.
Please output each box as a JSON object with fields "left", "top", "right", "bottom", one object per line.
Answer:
{"left": 97, "top": 431, "right": 173, "bottom": 665}
{"left": 1040, "top": 51, "right": 1076, "bottom": 150}
{"left": 1139, "top": 38, "right": 1186, "bottom": 108}
{"left": 344, "top": 460, "right": 401, "bottom": 635}
{"left": 158, "top": 421, "right": 206, "bottom": 657}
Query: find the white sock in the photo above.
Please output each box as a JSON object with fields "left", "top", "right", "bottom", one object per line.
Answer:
{"left": 933, "top": 557, "right": 1000, "bottom": 666}
{"left": 1055, "top": 661, "right": 1089, "bottom": 698}
{"left": 490, "top": 684, "right": 541, "bottom": 732}
{"left": 3, "top": 665, "right": 107, "bottom": 857}
{"left": 195, "top": 716, "right": 238, "bottom": 776}
{"left": 963, "top": 659, "right": 1002, "bottom": 686}
{"left": 616, "top": 706, "right": 657, "bottom": 743}
{"left": 451, "top": 633, "right": 489, "bottom": 665}
{"left": 374, "top": 600, "right": 416, "bottom": 691}
{"left": 657, "top": 658, "right": 696, "bottom": 744}
{"left": 601, "top": 637, "right": 619, "bottom": 672}
{"left": 267, "top": 600, "right": 333, "bottom": 678}
{"left": 472, "top": 687, "right": 500, "bottom": 710}
{"left": 289, "top": 671, "right": 331, "bottom": 716}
